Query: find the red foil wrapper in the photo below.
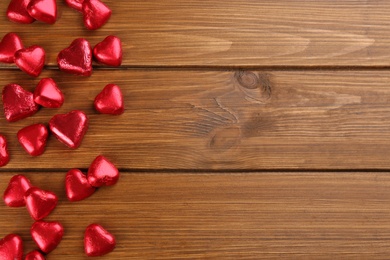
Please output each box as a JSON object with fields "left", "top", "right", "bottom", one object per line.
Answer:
{"left": 34, "top": 78, "right": 64, "bottom": 108}
{"left": 0, "top": 33, "right": 24, "bottom": 63}
{"left": 87, "top": 155, "right": 120, "bottom": 187}
{"left": 7, "top": 0, "right": 35, "bottom": 24}
{"left": 84, "top": 223, "right": 116, "bottom": 257}
{"left": 0, "top": 135, "right": 10, "bottom": 167}
{"left": 93, "top": 35, "right": 122, "bottom": 66}
{"left": 17, "top": 124, "right": 48, "bottom": 156}
{"left": 94, "top": 84, "right": 124, "bottom": 115}
{"left": 27, "top": 0, "right": 57, "bottom": 24}
{"left": 0, "top": 234, "right": 23, "bottom": 260}
{"left": 57, "top": 38, "right": 92, "bottom": 76}
{"left": 15, "top": 45, "right": 45, "bottom": 77}
{"left": 66, "top": 169, "right": 96, "bottom": 202}
{"left": 31, "top": 221, "right": 64, "bottom": 253}
{"left": 82, "top": 0, "right": 112, "bottom": 30}
{"left": 25, "top": 187, "right": 58, "bottom": 220}
{"left": 2, "top": 84, "right": 39, "bottom": 122}
{"left": 3, "top": 175, "right": 32, "bottom": 207}
{"left": 65, "top": 0, "right": 84, "bottom": 12}
{"left": 25, "top": 250, "right": 45, "bottom": 260}
{"left": 49, "top": 110, "right": 89, "bottom": 149}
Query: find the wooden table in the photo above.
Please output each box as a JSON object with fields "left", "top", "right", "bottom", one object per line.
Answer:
{"left": 1, "top": 1, "right": 390, "bottom": 259}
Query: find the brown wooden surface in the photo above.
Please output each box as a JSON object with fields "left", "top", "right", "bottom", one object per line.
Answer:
{"left": 1, "top": 0, "right": 390, "bottom": 259}
{"left": 1, "top": 0, "right": 390, "bottom": 67}
{"left": 1, "top": 172, "right": 390, "bottom": 259}
{"left": 1, "top": 70, "right": 390, "bottom": 170}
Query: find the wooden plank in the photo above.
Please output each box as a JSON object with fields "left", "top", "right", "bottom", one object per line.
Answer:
{"left": 1, "top": 172, "right": 390, "bottom": 259}
{"left": 0, "top": 0, "right": 390, "bottom": 67}
{"left": 1, "top": 69, "right": 390, "bottom": 170}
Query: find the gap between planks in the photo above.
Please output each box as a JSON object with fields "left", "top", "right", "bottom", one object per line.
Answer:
{"left": 4, "top": 65, "right": 390, "bottom": 71}
{"left": 2, "top": 168, "right": 390, "bottom": 174}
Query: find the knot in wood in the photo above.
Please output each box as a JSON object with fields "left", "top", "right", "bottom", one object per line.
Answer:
{"left": 234, "top": 71, "right": 272, "bottom": 103}
{"left": 235, "top": 71, "right": 260, "bottom": 90}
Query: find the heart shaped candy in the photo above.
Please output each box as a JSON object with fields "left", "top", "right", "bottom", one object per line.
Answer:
{"left": 15, "top": 45, "right": 45, "bottom": 77}
{"left": 0, "top": 135, "right": 10, "bottom": 167}
{"left": 49, "top": 110, "right": 89, "bottom": 149}
{"left": 82, "top": 0, "right": 112, "bottom": 30}
{"left": 31, "top": 221, "right": 64, "bottom": 254}
{"left": 34, "top": 78, "right": 64, "bottom": 108}
{"left": 2, "top": 84, "right": 39, "bottom": 122}
{"left": 94, "top": 84, "right": 124, "bottom": 115}
{"left": 0, "top": 33, "right": 24, "bottom": 63}
{"left": 57, "top": 38, "right": 92, "bottom": 76}
{"left": 7, "top": 0, "right": 35, "bottom": 24}
{"left": 27, "top": 0, "right": 57, "bottom": 24}
{"left": 87, "top": 155, "right": 119, "bottom": 187}
{"left": 0, "top": 234, "right": 23, "bottom": 260}
{"left": 17, "top": 124, "right": 48, "bottom": 156}
{"left": 25, "top": 250, "right": 45, "bottom": 260}
{"left": 3, "top": 175, "right": 32, "bottom": 207}
{"left": 66, "top": 169, "right": 96, "bottom": 202}
{"left": 84, "top": 224, "right": 115, "bottom": 257}
{"left": 93, "top": 35, "right": 122, "bottom": 67}
{"left": 25, "top": 187, "right": 58, "bottom": 220}
{"left": 65, "top": 0, "right": 84, "bottom": 12}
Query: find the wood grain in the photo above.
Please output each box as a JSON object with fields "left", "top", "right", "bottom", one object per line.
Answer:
{"left": 1, "top": 69, "right": 390, "bottom": 170}
{"left": 0, "top": 0, "right": 390, "bottom": 67}
{"left": 1, "top": 172, "right": 390, "bottom": 259}
{"left": 1, "top": 1, "right": 389, "bottom": 258}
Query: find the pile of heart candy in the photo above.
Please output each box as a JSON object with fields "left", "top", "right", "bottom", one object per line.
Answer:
{"left": 3, "top": 155, "right": 119, "bottom": 259}
{"left": 0, "top": 0, "right": 125, "bottom": 259}
{"left": 7, "top": 0, "right": 111, "bottom": 30}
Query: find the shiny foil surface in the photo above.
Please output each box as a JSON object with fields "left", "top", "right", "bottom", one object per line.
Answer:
{"left": 2, "top": 84, "right": 39, "bottom": 122}
{"left": 27, "top": 0, "right": 57, "bottom": 24}
{"left": 65, "top": 169, "right": 96, "bottom": 202}
{"left": 25, "top": 187, "right": 58, "bottom": 221}
{"left": 84, "top": 224, "right": 115, "bottom": 257}
{"left": 93, "top": 35, "right": 122, "bottom": 67}
{"left": 25, "top": 250, "right": 45, "bottom": 260}
{"left": 0, "top": 32, "right": 24, "bottom": 63}
{"left": 57, "top": 38, "right": 92, "bottom": 76}
{"left": 17, "top": 124, "right": 48, "bottom": 156}
{"left": 3, "top": 175, "right": 32, "bottom": 207}
{"left": 82, "top": 0, "right": 111, "bottom": 30}
{"left": 31, "top": 221, "right": 64, "bottom": 254}
{"left": 94, "top": 84, "right": 124, "bottom": 115}
{"left": 7, "top": 0, "right": 35, "bottom": 24}
{"left": 15, "top": 45, "right": 45, "bottom": 77}
{"left": 65, "top": 0, "right": 84, "bottom": 12}
{"left": 34, "top": 78, "right": 64, "bottom": 108}
{"left": 0, "top": 234, "right": 23, "bottom": 260}
{"left": 49, "top": 110, "right": 89, "bottom": 149}
{"left": 0, "top": 135, "right": 10, "bottom": 167}
{"left": 87, "top": 155, "right": 120, "bottom": 187}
